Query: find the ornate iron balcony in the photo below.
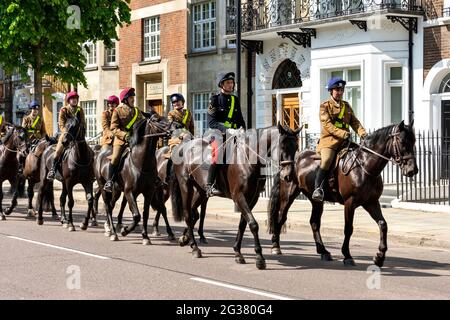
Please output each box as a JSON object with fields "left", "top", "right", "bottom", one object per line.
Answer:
{"left": 226, "top": 0, "right": 424, "bottom": 35}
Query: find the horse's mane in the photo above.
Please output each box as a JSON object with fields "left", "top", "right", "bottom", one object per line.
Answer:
{"left": 129, "top": 116, "right": 167, "bottom": 147}
{"left": 1, "top": 126, "right": 14, "bottom": 144}
{"left": 365, "top": 122, "right": 415, "bottom": 148}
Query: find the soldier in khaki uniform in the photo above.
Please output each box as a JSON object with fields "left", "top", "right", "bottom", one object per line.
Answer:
{"left": 47, "top": 91, "right": 87, "bottom": 181}
{"left": 22, "top": 100, "right": 46, "bottom": 141}
{"left": 312, "top": 77, "right": 367, "bottom": 202}
{"left": 0, "top": 114, "right": 8, "bottom": 139}
{"left": 103, "top": 87, "right": 143, "bottom": 192}
{"left": 164, "top": 93, "right": 194, "bottom": 159}
{"left": 101, "top": 95, "right": 119, "bottom": 149}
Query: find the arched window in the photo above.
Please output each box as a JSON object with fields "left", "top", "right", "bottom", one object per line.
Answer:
{"left": 272, "top": 59, "right": 302, "bottom": 89}
{"left": 439, "top": 73, "right": 450, "bottom": 93}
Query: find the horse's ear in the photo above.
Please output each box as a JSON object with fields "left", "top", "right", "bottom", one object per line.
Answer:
{"left": 277, "top": 122, "right": 285, "bottom": 134}
{"left": 399, "top": 120, "right": 405, "bottom": 130}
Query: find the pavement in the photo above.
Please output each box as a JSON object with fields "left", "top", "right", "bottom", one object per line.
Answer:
{"left": 53, "top": 182, "right": 450, "bottom": 251}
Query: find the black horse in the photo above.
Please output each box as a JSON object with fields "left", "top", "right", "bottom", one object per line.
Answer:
{"left": 171, "top": 124, "right": 300, "bottom": 270}
{"left": 268, "top": 121, "right": 418, "bottom": 267}
{"left": 36, "top": 117, "right": 95, "bottom": 231}
{"left": 94, "top": 114, "right": 169, "bottom": 244}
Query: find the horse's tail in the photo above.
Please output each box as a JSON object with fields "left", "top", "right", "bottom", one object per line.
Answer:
{"left": 42, "top": 181, "right": 54, "bottom": 212}
{"left": 170, "top": 169, "right": 183, "bottom": 222}
{"left": 267, "top": 173, "right": 281, "bottom": 234}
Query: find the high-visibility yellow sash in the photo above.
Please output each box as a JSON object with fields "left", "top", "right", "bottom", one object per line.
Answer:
{"left": 224, "top": 96, "right": 237, "bottom": 129}
{"left": 126, "top": 107, "right": 139, "bottom": 131}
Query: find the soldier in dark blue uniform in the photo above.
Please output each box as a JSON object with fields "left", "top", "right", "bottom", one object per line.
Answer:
{"left": 205, "top": 72, "right": 246, "bottom": 197}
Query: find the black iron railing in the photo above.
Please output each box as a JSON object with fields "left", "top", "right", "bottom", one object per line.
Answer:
{"left": 226, "top": 0, "right": 424, "bottom": 35}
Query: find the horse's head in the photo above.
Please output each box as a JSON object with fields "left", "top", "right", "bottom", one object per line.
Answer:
{"left": 390, "top": 120, "right": 418, "bottom": 178}
{"left": 62, "top": 117, "right": 81, "bottom": 146}
{"left": 277, "top": 122, "right": 301, "bottom": 182}
{"left": 12, "top": 126, "right": 29, "bottom": 159}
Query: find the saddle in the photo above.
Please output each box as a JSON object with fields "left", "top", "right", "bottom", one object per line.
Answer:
{"left": 313, "top": 142, "right": 358, "bottom": 192}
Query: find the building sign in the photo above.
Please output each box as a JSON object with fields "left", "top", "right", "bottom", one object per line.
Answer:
{"left": 146, "top": 82, "right": 163, "bottom": 100}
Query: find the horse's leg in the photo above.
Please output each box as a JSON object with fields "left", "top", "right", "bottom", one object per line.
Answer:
{"left": 363, "top": 201, "right": 388, "bottom": 268}
{"left": 185, "top": 186, "right": 202, "bottom": 258}
{"left": 49, "top": 182, "right": 59, "bottom": 220}
{"left": 60, "top": 184, "right": 68, "bottom": 227}
{"left": 0, "top": 184, "right": 5, "bottom": 221}
{"left": 66, "top": 183, "right": 76, "bottom": 232}
{"left": 198, "top": 200, "right": 208, "bottom": 244}
{"left": 233, "top": 214, "right": 247, "bottom": 264}
{"left": 26, "top": 180, "right": 35, "bottom": 218}
{"left": 309, "top": 200, "right": 332, "bottom": 261}
{"left": 116, "top": 195, "right": 127, "bottom": 232}
{"left": 271, "top": 187, "right": 299, "bottom": 255}
{"left": 80, "top": 181, "right": 94, "bottom": 231}
{"left": 102, "top": 190, "right": 118, "bottom": 241}
{"left": 90, "top": 186, "right": 101, "bottom": 226}
{"left": 151, "top": 189, "right": 162, "bottom": 236}
{"left": 35, "top": 181, "right": 45, "bottom": 225}
{"left": 151, "top": 210, "right": 161, "bottom": 236}
{"left": 141, "top": 195, "right": 151, "bottom": 245}
{"left": 234, "top": 194, "right": 266, "bottom": 270}
{"left": 342, "top": 198, "right": 356, "bottom": 266}
{"left": 121, "top": 191, "right": 141, "bottom": 236}
{"left": 5, "top": 178, "right": 19, "bottom": 215}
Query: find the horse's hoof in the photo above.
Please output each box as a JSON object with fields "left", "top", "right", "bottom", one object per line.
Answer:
{"left": 321, "top": 253, "right": 333, "bottom": 261}
{"left": 121, "top": 228, "right": 128, "bottom": 237}
{"left": 90, "top": 220, "right": 98, "bottom": 227}
{"left": 80, "top": 223, "right": 87, "bottom": 231}
{"left": 235, "top": 255, "right": 246, "bottom": 264}
{"left": 271, "top": 247, "right": 282, "bottom": 255}
{"left": 36, "top": 219, "right": 43, "bottom": 225}
{"left": 51, "top": 214, "right": 59, "bottom": 221}
{"left": 142, "top": 239, "right": 151, "bottom": 246}
{"left": 199, "top": 237, "right": 208, "bottom": 245}
{"left": 1, "top": 215, "right": 6, "bottom": 221}
{"left": 167, "top": 234, "right": 176, "bottom": 241}
{"left": 5, "top": 208, "right": 12, "bottom": 216}
{"left": 103, "top": 222, "right": 109, "bottom": 231}
{"left": 373, "top": 255, "right": 385, "bottom": 268}
{"left": 256, "top": 257, "right": 266, "bottom": 270}
{"left": 26, "top": 209, "right": 36, "bottom": 218}
{"left": 151, "top": 230, "right": 161, "bottom": 237}
{"left": 68, "top": 226, "right": 75, "bottom": 232}
{"left": 343, "top": 258, "right": 356, "bottom": 266}
{"left": 192, "top": 249, "right": 202, "bottom": 258}
{"left": 116, "top": 223, "right": 123, "bottom": 232}
{"left": 110, "top": 234, "right": 119, "bottom": 241}
{"left": 178, "top": 236, "right": 189, "bottom": 247}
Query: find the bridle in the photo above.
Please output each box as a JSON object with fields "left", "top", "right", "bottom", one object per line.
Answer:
{"left": 1, "top": 129, "right": 27, "bottom": 156}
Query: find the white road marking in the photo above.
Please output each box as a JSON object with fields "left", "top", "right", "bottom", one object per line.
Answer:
{"left": 204, "top": 236, "right": 227, "bottom": 242}
{"left": 190, "top": 277, "right": 294, "bottom": 300}
{"left": 7, "top": 236, "right": 110, "bottom": 260}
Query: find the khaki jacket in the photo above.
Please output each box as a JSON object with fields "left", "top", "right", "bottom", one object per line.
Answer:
{"left": 101, "top": 109, "right": 114, "bottom": 146}
{"left": 316, "top": 97, "right": 366, "bottom": 153}
{"left": 59, "top": 104, "right": 87, "bottom": 137}
{"left": 168, "top": 107, "right": 195, "bottom": 135}
{"left": 110, "top": 103, "right": 143, "bottom": 146}
{"left": 22, "top": 113, "right": 47, "bottom": 140}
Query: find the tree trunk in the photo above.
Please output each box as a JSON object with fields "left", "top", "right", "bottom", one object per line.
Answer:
{"left": 32, "top": 45, "right": 43, "bottom": 114}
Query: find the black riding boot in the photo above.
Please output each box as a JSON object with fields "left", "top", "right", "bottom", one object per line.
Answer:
{"left": 312, "top": 168, "right": 328, "bottom": 202}
{"left": 205, "top": 163, "right": 222, "bottom": 197}
{"left": 46, "top": 154, "right": 62, "bottom": 181}
{"left": 103, "top": 163, "right": 118, "bottom": 193}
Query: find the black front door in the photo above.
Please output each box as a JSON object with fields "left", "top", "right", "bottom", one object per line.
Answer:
{"left": 442, "top": 100, "right": 450, "bottom": 178}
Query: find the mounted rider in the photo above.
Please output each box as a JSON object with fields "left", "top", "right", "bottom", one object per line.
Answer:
{"left": 164, "top": 93, "right": 195, "bottom": 159}
{"left": 47, "top": 91, "right": 86, "bottom": 181}
{"left": 103, "top": 87, "right": 144, "bottom": 192}
{"left": 205, "top": 72, "right": 246, "bottom": 197}
{"left": 101, "top": 95, "right": 119, "bottom": 150}
{"left": 22, "top": 100, "right": 47, "bottom": 141}
{"left": 312, "top": 77, "right": 367, "bottom": 202}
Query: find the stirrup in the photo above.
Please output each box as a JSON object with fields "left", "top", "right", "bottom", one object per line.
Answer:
{"left": 103, "top": 180, "right": 114, "bottom": 193}
{"left": 312, "top": 188, "right": 324, "bottom": 202}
